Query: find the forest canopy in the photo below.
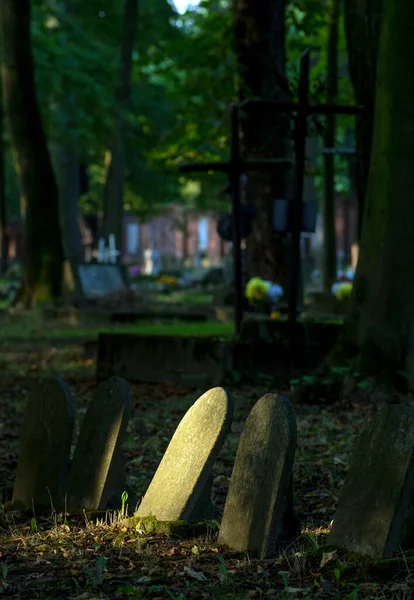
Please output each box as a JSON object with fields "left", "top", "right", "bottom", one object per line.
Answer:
{"left": 4, "top": 0, "right": 353, "bottom": 223}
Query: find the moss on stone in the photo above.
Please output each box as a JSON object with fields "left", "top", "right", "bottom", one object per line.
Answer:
{"left": 3, "top": 499, "right": 26, "bottom": 512}
{"left": 126, "top": 514, "right": 217, "bottom": 538}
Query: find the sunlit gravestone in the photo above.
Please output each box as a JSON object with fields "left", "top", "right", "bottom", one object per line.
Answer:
{"left": 13, "top": 379, "right": 75, "bottom": 509}
{"left": 218, "top": 394, "right": 298, "bottom": 558}
{"left": 136, "top": 387, "right": 234, "bottom": 522}
{"left": 67, "top": 376, "right": 131, "bottom": 511}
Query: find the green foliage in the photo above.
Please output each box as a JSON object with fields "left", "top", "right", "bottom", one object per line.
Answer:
{"left": 30, "top": 517, "right": 37, "bottom": 534}
{"left": 27, "top": 0, "right": 236, "bottom": 217}
{"left": 120, "top": 490, "right": 129, "bottom": 517}
{"left": 5, "top": 0, "right": 356, "bottom": 218}
{"left": 286, "top": 1, "right": 356, "bottom": 198}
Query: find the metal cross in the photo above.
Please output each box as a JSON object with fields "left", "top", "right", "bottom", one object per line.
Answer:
{"left": 179, "top": 48, "right": 363, "bottom": 339}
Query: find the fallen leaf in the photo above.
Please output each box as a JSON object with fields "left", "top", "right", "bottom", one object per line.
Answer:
{"left": 184, "top": 566, "right": 207, "bottom": 582}
{"left": 320, "top": 551, "right": 337, "bottom": 568}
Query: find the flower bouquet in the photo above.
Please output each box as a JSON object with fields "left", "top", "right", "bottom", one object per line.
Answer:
{"left": 331, "top": 268, "right": 354, "bottom": 302}
{"left": 157, "top": 274, "right": 179, "bottom": 293}
{"left": 245, "top": 277, "right": 284, "bottom": 315}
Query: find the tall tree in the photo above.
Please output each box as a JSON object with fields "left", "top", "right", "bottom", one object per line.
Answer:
{"left": 322, "top": 0, "right": 340, "bottom": 292}
{"left": 0, "top": 0, "right": 64, "bottom": 303}
{"left": 233, "top": 0, "right": 291, "bottom": 283}
{"left": 0, "top": 66, "right": 7, "bottom": 275}
{"left": 328, "top": 0, "right": 414, "bottom": 384}
{"left": 101, "top": 0, "right": 139, "bottom": 254}
{"left": 51, "top": 0, "right": 83, "bottom": 262}
{"left": 344, "top": 0, "right": 382, "bottom": 238}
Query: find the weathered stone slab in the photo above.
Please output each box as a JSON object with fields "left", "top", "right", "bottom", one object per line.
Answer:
{"left": 67, "top": 376, "right": 131, "bottom": 510}
{"left": 97, "top": 334, "right": 231, "bottom": 387}
{"left": 97, "top": 328, "right": 339, "bottom": 386}
{"left": 13, "top": 379, "right": 75, "bottom": 509}
{"left": 78, "top": 263, "right": 128, "bottom": 299}
{"left": 218, "top": 394, "right": 298, "bottom": 558}
{"left": 63, "top": 260, "right": 130, "bottom": 306}
{"left": 136, "top": 387, "right": 234, "bottom": 521}
{"left": 328, "top": 404, "right": 414, "bottom": 558}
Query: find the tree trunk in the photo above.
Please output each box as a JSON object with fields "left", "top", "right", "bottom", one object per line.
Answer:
{"left": 51, "top": 0, "right": 82, "bottom": 262}
{"left": 233, "top": 0, "right": 291, "bottom": 283}
{"left": 101, "top": 0, "right": 139, "bottom": 255}
{"left": 331, "top": 0, "right": 414, "bottom": 382}
{"left": 181, "top": 212, "right": 190, "bottom": 260}
{"left": 0, "top": 0, "right": 64, "bottom": 303}
{"left": 322, "top": 0, "right": 340, "bottom": 292}
{"left": 0, "top": 69, "right": 8, "bottom": 275}
{"left": 52, "top": 142, "right": 82, "bottom": 260}
{"left": 344, "top": 0, "right": 383, "bottom": 239}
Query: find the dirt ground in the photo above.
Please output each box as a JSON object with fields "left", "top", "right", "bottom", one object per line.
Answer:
{"left": 0, "top": 339, "right": 412, "bottom": 600}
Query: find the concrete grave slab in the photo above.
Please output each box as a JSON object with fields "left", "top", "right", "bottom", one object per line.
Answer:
{"left": 218, "top": 394, "right": 298, "bottom": 557}
{"left": 136, "top": 387, "right": 234, "bottom": 522}
{"left": 13, "top": 379, "right": 75, "bottom": 509}
{"left": 328, "top": 404, "right": 414, "bottom": 558}
{"left": 67, "top": 376, "right": 131, "bottom": 510}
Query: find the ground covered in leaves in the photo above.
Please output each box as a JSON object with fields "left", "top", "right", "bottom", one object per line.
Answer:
{"left": 0, "top": 334, "right": 413, "bottom": 599}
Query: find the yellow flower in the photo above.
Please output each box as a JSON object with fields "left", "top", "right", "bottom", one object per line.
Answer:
{"left": 245, "top": 277, "right": 269, "bottom": 302}
{"left": 157, "top": 275, "right": 178, "bottom": 286}
{"left": 334, "top": 282, "right": 353, "bottom": 301}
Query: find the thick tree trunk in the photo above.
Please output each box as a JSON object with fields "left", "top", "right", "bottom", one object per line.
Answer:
{"left": 233, "top": 0, "right": 291, "bottom": 283}
{"left": 330, "top": 0, "right": 414, "bottom": 383}
{"left": 101, "top": 0, "right": 139, "bottom": 255}
{"left": 0, "top": 71, "right": 7, "bottom": 275}
{"left": 0, "top": 0, "right": 64, "bottom": 303}
{"left": 322, "top": 0, "right": 340, "bottom": 292}
{"left": 51, "top": 0, "right": 82, "bottom": 262}
{"left": 52, "top": 142, "right": 82, "bottom": 260}
{"left": 344, "top": 0, "right": 382, "bottom": 239}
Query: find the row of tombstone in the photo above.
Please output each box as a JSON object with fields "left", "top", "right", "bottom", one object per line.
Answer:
{"left": 12, "top": 377, "right": 131, "bottom": 512}
{"left": 9, "top": 377, "right": 414, "bottom": 559}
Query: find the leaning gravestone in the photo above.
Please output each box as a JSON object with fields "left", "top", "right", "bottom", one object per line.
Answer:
{"left": 218, "top": 394, "right": 298, "bottom": 558}
{"left": 136, "top": 387, "right": 234, "bottom": 522}
{"left": 328, "top": 404, "right": 414, "bottom": 558}
{"left": 67, "top": 376, "right": 131, "bottom": 511}
{"left": 13, "top": 379, "right": 75, "bottom": 509}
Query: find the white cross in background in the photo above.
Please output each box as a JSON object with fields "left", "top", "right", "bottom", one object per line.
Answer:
{"left": 172, "top": 0, "right": 200, "bottom": 14}
{"left": 96, "top": 234, "right": 121, "bottom": 264}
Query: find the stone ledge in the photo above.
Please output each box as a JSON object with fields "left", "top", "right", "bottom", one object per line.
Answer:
{"left": 96, "top": 320, "right": 341, "bottom": 385}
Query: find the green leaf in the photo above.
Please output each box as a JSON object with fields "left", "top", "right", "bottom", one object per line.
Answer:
{"left": 397, "top": 370, "right": 411, "bottom": 380}
{"left": 302, "top": 375, "right": 317, "bottom": 383}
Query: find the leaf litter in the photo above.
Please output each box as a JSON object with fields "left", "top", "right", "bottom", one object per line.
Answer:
{"left": 0, "top": 341, "right": 412, "bottom": 599}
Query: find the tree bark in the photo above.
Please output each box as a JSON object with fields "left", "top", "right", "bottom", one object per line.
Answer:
{"left": 101, "top": 0, "right": 139, "bottom": 255}
{"left": 322, "top": 0, "right": 340, "bottom": 292}
{"left": 52, "top": 142, "right": 82, "bottom": 260}
{"left": 0, "top": 68, "right": 8, "bottom": 275}
{"left": 51, "top": 0, "right": 82, "bottom": 262}
{"left": 332, "top": 0, "right": 414, "bottom": 381}
{"left": 344, "top": 0, "right": 383, "bottom": 239}
{"left": 0, "top": 0, "right": 64, "bottom": 303}
{"left": 233, "top": 0, "right": 291, "bottom": 283}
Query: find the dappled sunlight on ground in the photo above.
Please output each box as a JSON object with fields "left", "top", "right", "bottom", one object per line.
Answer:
{"left": 0, "top": 330, "right": 408, "bottom": 599}
{"left": 0, "top": 342, "right": 387, "bottom": 598}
